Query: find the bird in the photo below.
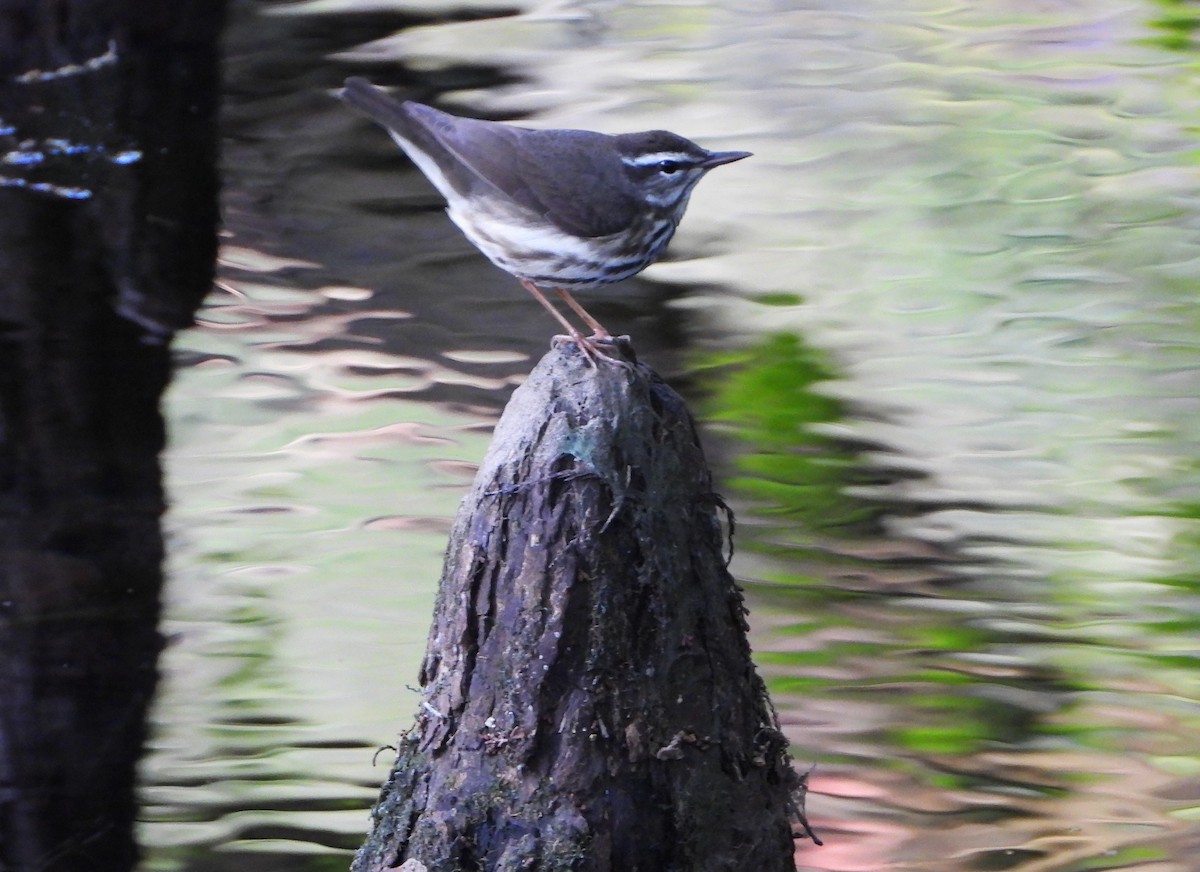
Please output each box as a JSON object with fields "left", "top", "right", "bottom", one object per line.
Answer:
{"left": 339, "top": 77, "right": 751, "bottom": 361}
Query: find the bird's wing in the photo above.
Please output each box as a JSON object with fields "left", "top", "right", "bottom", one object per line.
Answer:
{"left": 398, "top": 103, "right": 524, "bottom": 200}
{"left": 513, "top": 129, "right": 642, "bottom": 238}
{"left": 409, "top": 105, "right": 640, "bottom": 238}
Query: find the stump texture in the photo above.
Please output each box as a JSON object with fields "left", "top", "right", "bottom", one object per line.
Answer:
{"left": 354, "top": 341, "right": 800, "bottom": 872}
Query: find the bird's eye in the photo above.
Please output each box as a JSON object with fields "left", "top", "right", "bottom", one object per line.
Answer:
{"left": 658, "top": 160, "right": 681, "bottom": 175}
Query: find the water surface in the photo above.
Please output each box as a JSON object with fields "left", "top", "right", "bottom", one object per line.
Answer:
{"left": 147, "top": 1, "right": 1200, "bottom": 869}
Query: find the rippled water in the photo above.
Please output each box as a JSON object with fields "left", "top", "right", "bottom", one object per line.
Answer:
{"left": 146, "top": 1, "right": 1200, "bottom": 869}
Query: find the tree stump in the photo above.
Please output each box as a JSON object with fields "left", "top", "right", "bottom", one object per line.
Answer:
{"left": 354, "top": 339, "right": 810, "bottom": 872}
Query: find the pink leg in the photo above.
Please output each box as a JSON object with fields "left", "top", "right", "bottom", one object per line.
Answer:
{"left": 520, "top": 280, "right": 598, "bottom": 366}
{"left": 555, "top": 289, "right": 611, "bottom": 339}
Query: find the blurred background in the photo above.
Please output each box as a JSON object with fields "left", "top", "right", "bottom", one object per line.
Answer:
{"left": 146, "top": 0, "right": 1200, "bottom": 869}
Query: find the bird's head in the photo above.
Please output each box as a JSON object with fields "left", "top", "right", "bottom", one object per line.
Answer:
{"left": 616, "top": 130, "right": 751, "bottom": 220}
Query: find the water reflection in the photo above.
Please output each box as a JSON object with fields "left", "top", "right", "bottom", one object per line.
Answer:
{"left": 151, "top": 0, "right": 1200, "bottom": 869}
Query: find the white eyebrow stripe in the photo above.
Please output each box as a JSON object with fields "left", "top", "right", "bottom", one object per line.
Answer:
{"left": 620, "top": 151, "right": 696, "bottom": 167}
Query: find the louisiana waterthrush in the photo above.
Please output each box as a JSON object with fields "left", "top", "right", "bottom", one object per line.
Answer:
{"left": 340, "top": 77, "right": 750, "bottom": 359}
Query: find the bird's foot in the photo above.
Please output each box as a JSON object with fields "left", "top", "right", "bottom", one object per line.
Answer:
{"left": 551, "top": 333, "right": 636, "bottom": 367}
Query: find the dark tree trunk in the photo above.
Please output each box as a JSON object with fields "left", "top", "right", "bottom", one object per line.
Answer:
{"left": 354, "top": 341, "right": 808, "bottom": 872}
{"left": 0, "top": 4, "right": 223, "bottom": 871}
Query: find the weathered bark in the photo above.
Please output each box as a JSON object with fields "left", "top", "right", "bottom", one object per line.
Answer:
{"left": 355, "top": 340, "right": 804, "bottom": 872}
{"left": 0, "top": 4, "right": 223, "bottom": 871}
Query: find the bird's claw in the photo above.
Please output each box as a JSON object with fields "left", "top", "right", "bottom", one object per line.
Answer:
{"left": 551, "top": 333, "right": 633, "bottom": 368}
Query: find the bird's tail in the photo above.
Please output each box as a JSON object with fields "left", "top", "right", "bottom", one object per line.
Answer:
{"left": 339, "top": 77, "right": 419, "bottom": 136}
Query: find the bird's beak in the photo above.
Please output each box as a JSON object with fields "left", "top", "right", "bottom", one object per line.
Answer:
{"left": 701, "top": 150, "right": 752, "bottom": 169}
